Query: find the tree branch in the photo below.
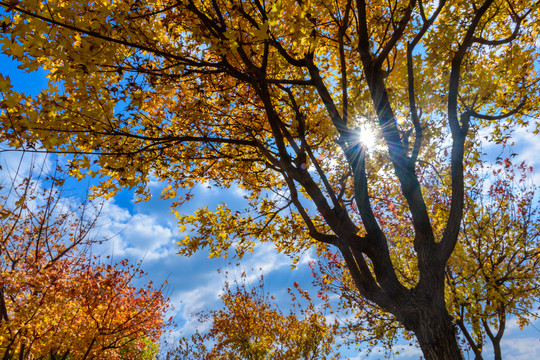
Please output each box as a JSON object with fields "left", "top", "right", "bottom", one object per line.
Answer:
{"left": 471, "top": 99, "right": 526, "bottom": 121}
{"left": 440, "top": 0, "right": 495, "bottom": 263}
{"left": 407, "top": 0, "right": 446, "bottom": 162}
{"left": 374, "top": 0, "right": 416, "bottom": 68}
{"left": 1, "top": 2, "right": 218, "bottom": 68}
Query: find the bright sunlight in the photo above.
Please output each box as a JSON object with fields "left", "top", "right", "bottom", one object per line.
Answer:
{"left": 357, "top": 123, "right": 377, "bottom": 149}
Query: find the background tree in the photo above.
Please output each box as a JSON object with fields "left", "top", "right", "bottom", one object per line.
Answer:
{"left": 165, "top": 270, "right": 339, "bottom": 360}
{"left": 1, "top": 1, "right": 539, "bottom": 358}
{"left": 310, "top": 158, "right": 540, "bottom": 359}
{"left": 447, "top": 159, "right": 540, "bottom": 360}
{"left": 0, "top": 157, "right": 170, "bottom": 359}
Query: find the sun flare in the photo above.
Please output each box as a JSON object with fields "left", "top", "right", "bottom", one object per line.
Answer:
{"left": 358, "top": 124, "right": 377, "bottom": 149}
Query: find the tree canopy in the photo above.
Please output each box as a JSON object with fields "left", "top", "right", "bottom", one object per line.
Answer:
{"left": 0, "top": 1, "right": 539, "bottom": 358}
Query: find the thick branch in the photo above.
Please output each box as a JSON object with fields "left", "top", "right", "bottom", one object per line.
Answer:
{"left": 283, "top": 174, "right": 339, "bottom": 245}
{"left": 441, "top": 0, "right": 495, "bottom": 263}
{"left": 307, "top": 59, "right": 347, "bottom": 135}
{"left": 472, "top": 8, "right": 527, "bottom": 46}
{"left": 279, "top": 87, "right": 342, "bottom": 210}
{"left": 338, "top": 244, "right": 394, "bottom": 311}
{"left": 355, "top": 0, "right": 371, "bottom": 60}
{"left": 342, "top": 137, "right": 406, "bottom": 298}
{"left": 457, "top": 319, "right": 484, "bottom": 360}
{"left": 254, "top": 82, "right": 361, "bottom": 243}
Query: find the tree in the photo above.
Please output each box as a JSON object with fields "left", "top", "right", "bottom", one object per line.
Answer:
{"left": 446, "top": 159, "right": 540, "bottom": 360}
{"left": 310, "top": 158, "right": 540, "bottom": 359}
{"left": 0, "top": 158, "right": 170, "bottom": 359}
{"left": 165, "top": 270, "right": 339, "bottom": 360}
{"left": 0, "top": 1, "right": 539, "bottom": 358}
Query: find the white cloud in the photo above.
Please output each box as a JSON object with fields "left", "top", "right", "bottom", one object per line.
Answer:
{"left": 297, "top": 247, "right": 317, "bottom": 266}
{"left": 505, "top": 314, "right": 540, "bottom": 333}
{"left": 346, "top": 343, "right": 421, "bottom": 360}
{"left": 91, "top": 198, "right": 177, "bottom": 261}
{"left": 478, "top": 124, "right": 540, "bottom": 167}
{"left": 0, "top": 150, "right": 52, "bottom": 188}
{"left": 242, "top": 242, "right": 291, "bottom": 274}
{"left": 233, "top": 184, "right": 248, "bottom": 198}
{"left": 500, "top": 336, "right": 540, "bottom": 360}
{"left": 0, "top": 151, "right": 39, "bottom": 173}
{"left": 172, "top": 277, "right": 222, "bottom": 335}
{"left": 167, "top": 241, "right": 301, "bottom": 339}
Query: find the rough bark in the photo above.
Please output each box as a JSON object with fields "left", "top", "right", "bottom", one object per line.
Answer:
{"left": 386, "top": 276, "right": 465, "bottom": 360}
{"left": 410, "top": 309, "right": 464, "bottom": 360}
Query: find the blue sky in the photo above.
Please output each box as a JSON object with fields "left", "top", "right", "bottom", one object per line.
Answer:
{"left": 1, "top": 50, "right": 540, "bottom": 359}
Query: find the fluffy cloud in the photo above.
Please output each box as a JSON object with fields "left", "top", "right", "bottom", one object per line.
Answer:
{"left": 500, "top": 336, "right": 540, "bottom": 360}
{"left": 90, "top": 198, "right": 177, "bottom": 261}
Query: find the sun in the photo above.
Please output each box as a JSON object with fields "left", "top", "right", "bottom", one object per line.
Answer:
{"left": 357, "top": 124, "right": 377, "bottom": 149}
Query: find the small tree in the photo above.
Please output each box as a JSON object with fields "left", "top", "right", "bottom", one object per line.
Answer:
{"left": 446, "top": 159, "right": 540, "bottom": 360}
{"left": 166, "top": 270, "right": 339, "bottom": 360}
{"left": 0, "top": 159, "right": 170, "bottom": 359}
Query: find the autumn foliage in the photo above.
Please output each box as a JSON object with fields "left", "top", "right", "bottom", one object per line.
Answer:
{"left": 0, "top": 0, "right": 539, "bottom": 358}
{"left": 166, "top": 270, "right": 339, "bottom": 360}
{"left": 0, "top": 161, "right": 169, "bottom": 359}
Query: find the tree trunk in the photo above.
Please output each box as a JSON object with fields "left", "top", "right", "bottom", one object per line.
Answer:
{"left": 492, "top": 339, "right": 502, "bottom": 360}
{"left": 409, "top": 309, "right": 464, "bottom": 360}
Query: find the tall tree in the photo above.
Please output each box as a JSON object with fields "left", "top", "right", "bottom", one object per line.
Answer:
{"left": 166, "top": 270, "right": 339, "bottom": 360}
{"left": 0, "top": 158, "right": 170, "bottom": 359}
{"left": 0, "top": 1, "right": 539, "bottom": 358}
